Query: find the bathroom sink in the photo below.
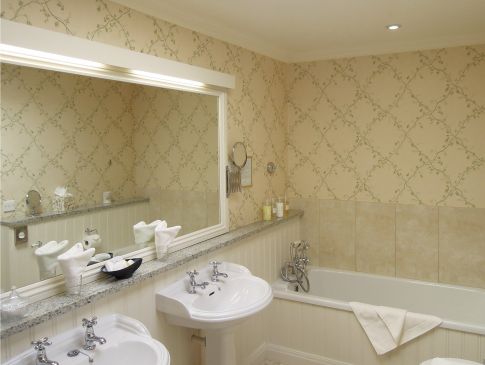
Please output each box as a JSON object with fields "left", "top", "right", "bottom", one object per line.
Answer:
{"left": 4, "top": 314, "right": 170, "bottom": 365}
{"left": 156, "top": 262, "right": 272, "bottom": 365}
{"left": 87, "top": 339, "right": 163, "bottom": 365}
{"left": 156, "top": 262, "right": 273, "bottom": 330}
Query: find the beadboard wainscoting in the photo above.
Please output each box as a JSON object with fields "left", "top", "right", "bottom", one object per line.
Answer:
{"left": 1, "top": 218, "right": 300, "bottom": 365}
{"left": 1, "top": 201, "right": 150, "bottom": 291}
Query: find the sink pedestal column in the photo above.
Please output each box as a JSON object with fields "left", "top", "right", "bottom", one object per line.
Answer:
{"left": 204, "top": 327, "right": 236, "bottom": 365}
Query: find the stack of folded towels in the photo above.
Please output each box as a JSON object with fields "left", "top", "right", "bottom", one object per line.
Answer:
{"left": 133, "top": 220, "right": 181, "bottom": 259}
{"left": 104, "top": 256, "right": 134, "bottom": 272}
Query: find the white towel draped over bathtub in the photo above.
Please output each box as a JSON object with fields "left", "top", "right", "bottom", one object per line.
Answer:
{"left": 350, "top": 301, "right": 442, "bottom": 355}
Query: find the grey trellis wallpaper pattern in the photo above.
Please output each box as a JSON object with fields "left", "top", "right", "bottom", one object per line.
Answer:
{"left": 287, "top": 46, "right": 485, "bottom": 208}
{"left": 1, "top": 64, "right": 219, "bottom": 220}
{"left": 1, "top": 0, "right": 484, "bottom": 288}
{"left": 0, "top": 0, "right": 288, "bottom": 228}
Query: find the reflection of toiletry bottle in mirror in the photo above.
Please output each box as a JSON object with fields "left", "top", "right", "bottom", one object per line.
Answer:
{"left": 284, "top": 194, "right": 290, "bottom": 217}
{"left": 263, "top": 199, "right": 272, "bottom": 221}
{"left": 272, "top": 197, "right": 276, "bottom": 218}
{"left": 276, "top": 197, "right": 284, "bottom": 218}
{"left": 102, "top": 191, "right": 112, "bottom": 205}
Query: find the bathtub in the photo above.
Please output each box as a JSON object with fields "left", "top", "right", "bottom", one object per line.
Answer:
{"left": 272, "top": 266, "right": 485, "bottom": 336}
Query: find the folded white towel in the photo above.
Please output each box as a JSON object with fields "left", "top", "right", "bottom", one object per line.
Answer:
{"left": 350, "top": 301, "right": 442, "bottom": 355}
{"left": 57, "top": 242, "right": 95, "bottom": 291}
{"left": 34, "top": 240, "right": 70, "bottom": 276}
{"left": 133, "top": 220, "right": 165, "bottom": 244}
{"left": 105, "top": 256, "right": 129, "bottom": 271}
{"left": 154, "top": 224, "right": 181, "bottom": 259}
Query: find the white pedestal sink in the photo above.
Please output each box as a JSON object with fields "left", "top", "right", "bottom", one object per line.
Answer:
{"left": 156, "top": 262, "right": 273, "bottom": 365}
{"left": 4, "top": 314, "right": 170, "bottom": 365}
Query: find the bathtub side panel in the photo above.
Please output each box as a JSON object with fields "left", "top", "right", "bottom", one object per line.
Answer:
{"left": 264, "top": 298, "right": 485, "bottom": 365}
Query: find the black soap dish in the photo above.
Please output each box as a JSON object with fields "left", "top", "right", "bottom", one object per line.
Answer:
{"left": 101, "top": 258, "right": 142, "bottom": 280}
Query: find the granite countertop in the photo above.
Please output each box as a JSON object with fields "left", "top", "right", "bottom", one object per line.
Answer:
{"left": 0, "top": 210, "right": 303, "bottom": 338}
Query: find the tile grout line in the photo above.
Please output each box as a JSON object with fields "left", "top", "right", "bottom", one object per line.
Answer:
{"left": 394, "top": 203, "right": 397, "bottom": 277}
{"left": 437, "top": 206, "right": 440, "bottom": 283}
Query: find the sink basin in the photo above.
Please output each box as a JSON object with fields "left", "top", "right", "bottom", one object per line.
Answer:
{"left": 4, "top": 314, "right": 170, "bottom": 365}
{"left": 156, "top": 262, "right": 272, "bottom": 365}
{"left": 156, "top": 262, "right": 272, "bottom": 329}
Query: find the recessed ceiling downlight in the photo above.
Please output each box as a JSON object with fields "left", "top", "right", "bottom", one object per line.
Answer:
{"left": 386, "top": 24, "right": 401, "bottom": 31}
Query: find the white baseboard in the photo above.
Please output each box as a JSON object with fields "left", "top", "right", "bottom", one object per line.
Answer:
{"left": 248, "top": 343, "right": 353, "bottom": 365}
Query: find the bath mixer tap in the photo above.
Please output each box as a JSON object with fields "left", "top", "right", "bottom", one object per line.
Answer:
{"left": 186, "top": 270, "right": 209, "bottom": 294}
{"left": 82, "top": 317, "right": 106, "bottom": 351}
{"left": 31, "top": 337, "right": 59, "bottom": 365}
{"left": 209, "top": 261, "right": 228, "bottom": 282}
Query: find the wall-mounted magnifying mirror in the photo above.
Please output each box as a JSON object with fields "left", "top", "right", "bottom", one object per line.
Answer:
{"left": 231, "top": 142, "right": 247, "bottom": 168}
{"left": 25, "top": 190, "right": 42, "bottom": 216}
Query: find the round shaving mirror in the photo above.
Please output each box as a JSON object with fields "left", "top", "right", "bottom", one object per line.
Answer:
{"left": 26, "top": 190, "right": 42, "bottom": 216}
{"left": 232, "top": 142, "right": 247, "bottom": 168}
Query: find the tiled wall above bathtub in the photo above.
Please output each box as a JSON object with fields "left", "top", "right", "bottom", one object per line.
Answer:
{"left": 293, "top": 198, "right": 485, "bottom": 289}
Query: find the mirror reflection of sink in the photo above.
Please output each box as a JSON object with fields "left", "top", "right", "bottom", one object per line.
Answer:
{"left": 34, "top": 240, "right": 70, "bottom": 280}
{"left": 156, "top": 262, "right": 272, "bottom": 365}
{"left": 4, "top": 314, "right": 170, "bottom": 365}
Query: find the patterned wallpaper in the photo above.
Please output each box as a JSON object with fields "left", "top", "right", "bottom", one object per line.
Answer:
{"left": 1, "top": 64, "right": 219, "bottom": 220}
{"left": 287, "top": 46, "right": 485, "bottom": 208}
{"left": 0, "top": 0, "right": 288, "bottom": 228}
{"left": 1, "top": 64, "right": 137, "bottom": 217}
{"left": 1, "top": 0, "right": 483, "bottom": 224}
{"left": 132, "top": 87, "right": 218, "bottom": 194}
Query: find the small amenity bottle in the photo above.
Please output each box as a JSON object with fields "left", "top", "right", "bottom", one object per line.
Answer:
{"left": 284, "top": 194, "right": 290, "bottom": 217}
{"left": 276, "top": 197, "right": 284, "bottom": 218}
{"left": 262, "top": 199, "right": 272, "bottom": 221}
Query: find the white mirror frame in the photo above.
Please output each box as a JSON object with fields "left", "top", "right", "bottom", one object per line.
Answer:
{"left": 0, "top": 19, "right": 234, "bottom": 301}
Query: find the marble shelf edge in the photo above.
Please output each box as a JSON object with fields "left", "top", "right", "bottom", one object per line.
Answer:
{"left": 0, "top": 210, "right": 303, "bottom": 338}
{"left": 0, "top": 197, "right": 150, "bottom": 228}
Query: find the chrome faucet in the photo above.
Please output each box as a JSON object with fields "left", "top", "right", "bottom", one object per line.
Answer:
{"left": 186, "top": 270, "right": 209, "bottom": 294}
{"left": 209, "top": 261, "right": 228, "bottom": 282}
{"left": 82, "top": 317, "right": 106, "bottom": 351}
{"left": 31, "top": 337, "right": 59, "bottom": 365}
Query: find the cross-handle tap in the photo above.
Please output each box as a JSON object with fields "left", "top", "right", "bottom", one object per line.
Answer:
{"left": 82, "top": 317, "right": 107, "bottom": 351}
{"left": 31, "top": 337, "right": 59, "bottom": 365}
{"left": 186, "top": 270, "right": 209, "bottom": 294}
{"left": 209, "top": 261, "right": 228, "bottom": 282}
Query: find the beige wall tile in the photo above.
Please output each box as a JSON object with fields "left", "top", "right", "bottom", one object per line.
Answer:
{"left": 319, "top": 199, "right": 356, "bottom": 270}
{"left": 439, "top": 207, "right": 485, "bottom": 289}
{"left": 355, "top": 202, "right": 396, "bottom": 276}
{"left": 292, "top": 198, "right": 320, "bottom": 265}
{"left": 396, "top": 204, "right": 439, "bottom": 281}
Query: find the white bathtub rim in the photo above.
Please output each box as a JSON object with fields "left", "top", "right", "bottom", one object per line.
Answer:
{"left": 272, "top": 269, "right": 485, "bottom": 336}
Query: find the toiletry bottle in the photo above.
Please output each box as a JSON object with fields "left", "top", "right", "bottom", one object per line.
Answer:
{"left": 276, "top": 197, "right": 284, "bottom": 218}
{"left": 263, "top": 199, "right": 272, "bottom": 221}
{"left": 284, "top": 194, "right": 290, "bottom": 216}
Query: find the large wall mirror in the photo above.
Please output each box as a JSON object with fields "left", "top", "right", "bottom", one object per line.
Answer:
{"left": 0, "top": 20, "right": 233, "bottom": 297}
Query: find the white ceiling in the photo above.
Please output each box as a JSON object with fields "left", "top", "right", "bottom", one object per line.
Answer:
{"left": 113, "top": 0, "right": 485, "bottom": 62}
